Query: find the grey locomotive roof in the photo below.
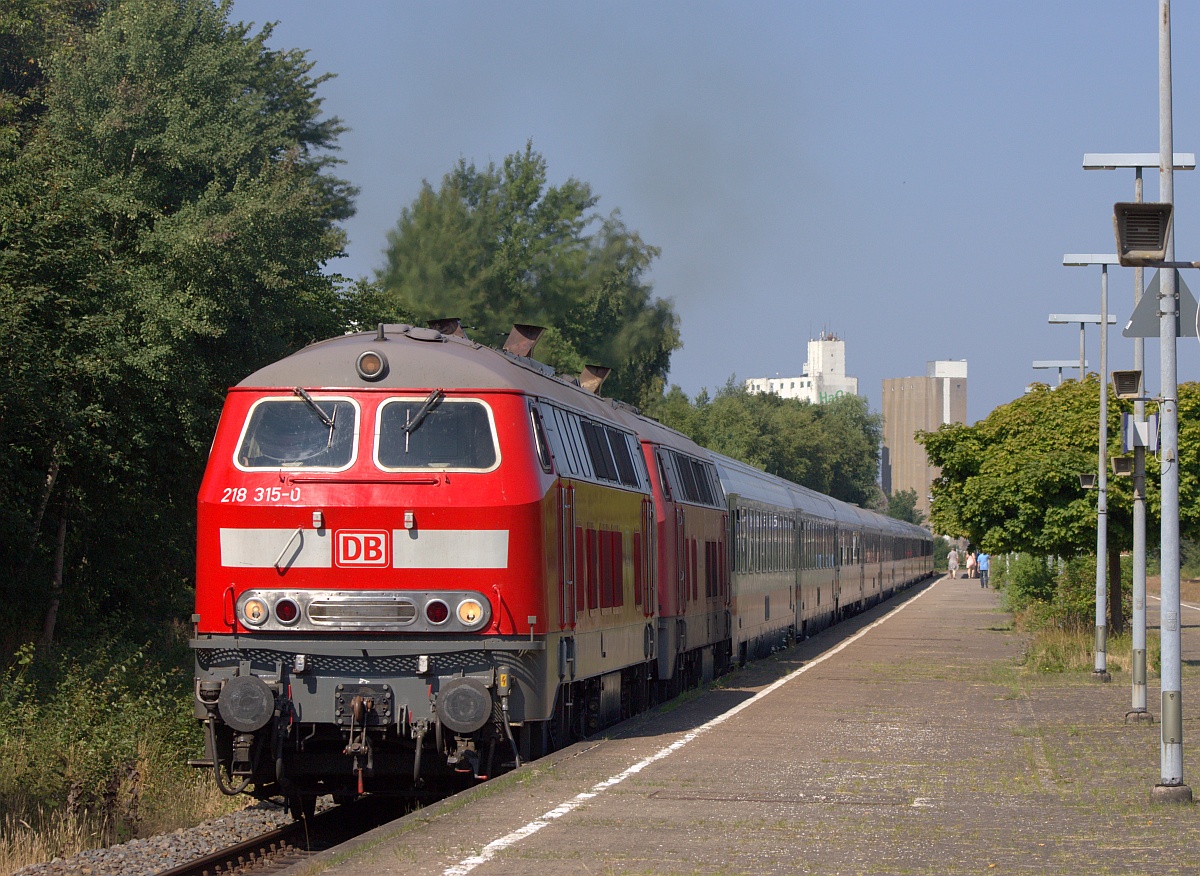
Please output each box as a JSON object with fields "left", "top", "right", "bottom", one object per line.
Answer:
{"left": 238, "top": 324, "right": 635, "bottom": 426}
{"left": 242, "top": 325, "right": 718, "bottom": 462}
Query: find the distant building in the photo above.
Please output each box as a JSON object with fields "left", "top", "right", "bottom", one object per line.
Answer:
{"left": 745, "top": 333, "right": 859, "bottom": 404}
{"left": 881, "top": 360, "right": 968, "bottom": 523}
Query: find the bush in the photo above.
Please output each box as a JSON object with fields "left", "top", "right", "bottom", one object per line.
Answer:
{"left": 1051, "top": 555, "right": 1096, "bottom": 627}
{"left": 999, "top": 554, "right": 1057, "bottom": 612}
{"left": 0, "top": 636, "right": 206, "bottom": 845}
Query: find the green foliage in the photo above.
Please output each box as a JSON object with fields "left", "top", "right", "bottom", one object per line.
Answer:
{"left": 923, "top": 377, "right": 1149, "bottom": 556}
{"left": 999, "top": 553, "right": 1057, "bottom": 613}
{"left": 1181, "top": 536, "right": 1200, "bottom": 579}
{"left": 0, "top": 638, "right": 201, "bottom": 837}
{"left": 0, "top": 0, "right": 363, "bottom": 640}
{"left": 376, "top": 142, "right": 680, "bottom": 407}
{"left": 886, "top": 488, "right": 924, "bottom": 525}
{"left": 645, "top": 379, "right": 885, "bottom": 507}
{"left": 932, "top": 537, "right": 950, "bottom": 570}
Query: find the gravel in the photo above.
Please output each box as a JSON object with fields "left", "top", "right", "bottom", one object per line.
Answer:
{"left": 12, "top": 797, "right": 328, "bottom": 876}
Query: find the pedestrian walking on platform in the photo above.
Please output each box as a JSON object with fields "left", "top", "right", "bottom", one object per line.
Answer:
{"left": 947, "top": 548, "right": 959, "bottom": 579}
{"left": 966, "top": 550, "right": 977, "bottom": 579}
{"left": 977, "top": 552, "right": 990, "bottom": 588}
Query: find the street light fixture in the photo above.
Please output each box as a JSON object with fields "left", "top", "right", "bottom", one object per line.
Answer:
{"left": 1115, "top": 202, "right": 1173, "bottom": 266}
{"left": 1048, "top": 313, "right": 1116, "bottom": 381}
{"left": 1032, "top": 359, "right": 1087, "bottom": 385}
{"left": 1112, "top": 369, "right": 1144, "bottom": 399}
{"left": 1063, "top": 255, "right": 1118, "bottom": 683}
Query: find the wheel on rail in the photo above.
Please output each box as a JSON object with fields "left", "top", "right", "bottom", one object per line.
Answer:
{"left": 288, "top": 793, "right": 317, "bottom": 821}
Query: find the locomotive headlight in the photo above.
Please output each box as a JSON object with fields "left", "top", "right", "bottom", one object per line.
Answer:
{"left": 356, "top": 350, "right": 389, "bottom": 381}
{"left": 242, "top": 597, "right": 269, "bottom": 626}
{"left": 456, "top": 598, "right": 486, "bottom": 627}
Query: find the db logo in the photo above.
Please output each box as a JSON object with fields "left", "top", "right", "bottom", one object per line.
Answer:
{"left": 334, "top": 530, "right": 390, "bottom": 567}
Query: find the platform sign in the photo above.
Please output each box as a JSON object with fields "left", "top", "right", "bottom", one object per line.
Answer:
{"left": 1123, "top": 270, "right": 1199, "bottom": 338}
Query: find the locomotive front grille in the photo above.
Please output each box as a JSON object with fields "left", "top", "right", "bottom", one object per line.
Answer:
{"left": 308, "top": 599, "right": 418, "bottom": 625}
{"left": 196, "top": 647, "right": 488, "bottom": 676}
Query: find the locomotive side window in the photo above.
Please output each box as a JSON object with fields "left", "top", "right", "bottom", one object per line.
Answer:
{"left": 661, "top": 450, "right": 721, "bottom": 507}
{"left": 607, "top": 429, "right": 641, "bottom": 488}
{"left": 543, "top": 405, "right": 594, "bottom": 480}
{"left": 533, "top": 402, "right": 645, "bottom": 492}
{"left": 529, "top": 405, "right": 554, "bottom": 474}
{"left": 581, "top": 420, "right": 618, "bottom": 481}
{"left": 376, "top": 399, "right": 498, "bottom": 470}
{"left": 236, "top": 397, "right": 358, "bottom": 470}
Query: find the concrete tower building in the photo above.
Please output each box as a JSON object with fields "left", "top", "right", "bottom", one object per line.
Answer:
{"left": 881, "top": 360, "right": 968, "bottom": 523}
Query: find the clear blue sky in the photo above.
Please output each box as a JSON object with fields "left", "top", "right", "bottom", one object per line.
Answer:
{"left": 232, "top": 0, "right": 1200, "bottom": 424}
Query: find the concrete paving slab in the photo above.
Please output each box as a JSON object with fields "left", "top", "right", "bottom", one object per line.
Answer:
{"left": 284, "top": 576, "right": 1200, "bottom": 876}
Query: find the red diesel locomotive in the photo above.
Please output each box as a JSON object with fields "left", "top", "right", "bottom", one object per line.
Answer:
{"left": 190, "top": 322, "right": 932, "bottom": 817}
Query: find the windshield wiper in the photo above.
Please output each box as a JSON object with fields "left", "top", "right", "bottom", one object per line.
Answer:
{"left": 293, "top": 387, "right": 335, "bottom": 429}
{"left": 404, "top": 389, "right": 444, "bottom": 452}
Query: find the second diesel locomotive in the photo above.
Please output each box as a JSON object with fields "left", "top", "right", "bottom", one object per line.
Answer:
{"left": 190, "top": 322, "right": 933, "bottom": 817}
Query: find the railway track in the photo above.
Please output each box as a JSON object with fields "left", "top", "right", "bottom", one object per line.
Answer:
{"left": 156, "top": 796, "right": 415, "bottom": 876}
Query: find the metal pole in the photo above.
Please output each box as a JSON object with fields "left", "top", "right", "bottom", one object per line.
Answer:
{"left": 1130, "top": 168, "right": 1150, "bottom": 721}
{"left": 1152, "top": 0, "right": 1190, "bottom": 801}
{"left": 1094, "top": 266, "right": 1110, "bottom": 680}
{"left": 1079, "top": 322, "right": 1087, "bottom": 379}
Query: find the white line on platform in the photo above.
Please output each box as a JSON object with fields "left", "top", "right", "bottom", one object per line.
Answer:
{"left": 442, "top": 578, "right": 942, "bottom": 876}
{"left": 1146, "top": 594, "right": 1200, "bottom": 613}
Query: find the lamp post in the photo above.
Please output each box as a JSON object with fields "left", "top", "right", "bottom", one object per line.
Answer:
{"left": 1152, "top": 1, "right": 1189, "bottom": 801}
{"left": 1032, "top": 359, "right": 1088, "bottom": 386}
{"left": 1084, "top": 152, "right": 1194, "bottom": 724}
{"left": 1062, "top": 256, "right": 1119, "bottom": 682}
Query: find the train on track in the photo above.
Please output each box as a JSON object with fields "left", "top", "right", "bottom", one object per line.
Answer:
{"left": 190, "top": 322, "right": 933, "bottom": 818}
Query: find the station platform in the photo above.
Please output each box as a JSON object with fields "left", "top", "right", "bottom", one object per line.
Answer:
{"left": 284, "top": 575, "right": 1200, "bottom": 875}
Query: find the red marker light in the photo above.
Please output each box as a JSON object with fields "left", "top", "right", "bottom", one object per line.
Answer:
{"left": 275, "top": 598, "right": 300, "bottom": 624}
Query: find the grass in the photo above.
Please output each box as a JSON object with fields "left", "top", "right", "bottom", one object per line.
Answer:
{"left": 0, "top": 769, "right": 240, "bottom": 873}
{"left": 1016, "top": 618, "right": 1160, "bottom": 677}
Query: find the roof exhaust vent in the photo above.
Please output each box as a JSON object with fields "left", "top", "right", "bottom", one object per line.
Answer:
{"left": 503, "top": 324, "right": 545, "bottom": 357}
{"left": 579, "top": 365, "right": 611, "bottom": 394}
{"left": 428, "top": 318, "right": 467, "bottom": 339}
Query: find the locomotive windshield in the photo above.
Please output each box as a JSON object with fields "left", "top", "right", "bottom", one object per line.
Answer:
{"left": 376, "top": 399, "right": 498, "bottom": 470}
{"left": 236, "top": 397, "right": 357, "bottom": 469}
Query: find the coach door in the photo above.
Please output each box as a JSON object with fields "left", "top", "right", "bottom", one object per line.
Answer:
{"left": 676, "top": 505, "right": 687, "bottom": 612}
{"left": 559, "top": 483, "right": 576, "bottom": 627}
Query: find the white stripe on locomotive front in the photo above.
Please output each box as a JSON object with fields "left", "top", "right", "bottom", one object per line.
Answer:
{"left": 392, "top": 529, "right": 509, "bottom": 568}
{"left": 219, "top": 527, "right": 510, "bottom": 569}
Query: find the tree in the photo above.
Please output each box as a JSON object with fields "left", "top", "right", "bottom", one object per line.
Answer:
{"left": 919, "top": 377, "right": 1128, "bottom": 557}
{"left": 918, "top": 376, "right": 1200, "bottom": 631}
{"left": 0, "top": 0, "right": 359, "bottom": 641}
{"left": 376, "top": 143, "right": 680, "bottom": 407}
{"left": 887, "top": 489, "right": 925, "bottom": 525}
{"left": 647, "top": 380, "right": 884, "bottom": 507}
